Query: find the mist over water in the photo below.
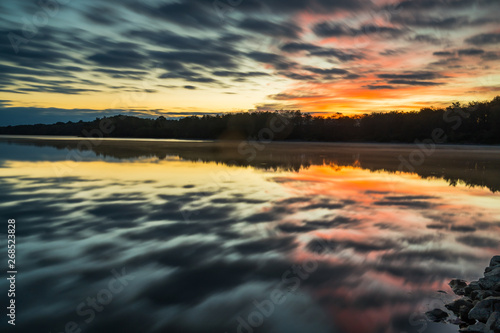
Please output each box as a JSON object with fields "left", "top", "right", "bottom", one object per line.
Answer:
{"left": 0, "top": 137, "right": 499, "bottom": 333}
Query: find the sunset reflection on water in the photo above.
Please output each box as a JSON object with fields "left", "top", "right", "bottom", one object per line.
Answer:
{"left": 0, "top": 138, "right": 499, "bottom": 333}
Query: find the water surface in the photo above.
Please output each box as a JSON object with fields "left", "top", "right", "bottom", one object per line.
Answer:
{"left": 1, "top": 136, "right": 499, "bottom": 333}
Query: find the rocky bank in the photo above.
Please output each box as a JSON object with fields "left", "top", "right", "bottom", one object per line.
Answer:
{"left": 426, "top": 255, "right": 500, "bottom": 332}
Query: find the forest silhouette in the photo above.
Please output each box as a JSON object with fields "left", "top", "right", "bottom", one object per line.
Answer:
{"left": 1, "top": 96, "right": 499, "bottom": 144}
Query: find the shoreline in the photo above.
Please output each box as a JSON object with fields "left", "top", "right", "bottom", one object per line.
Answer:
{"left": 427, "top": 256, "right": 500, "bottom": 333}
{"left": 1, "top": 134, "right": 500, "bottom": 151}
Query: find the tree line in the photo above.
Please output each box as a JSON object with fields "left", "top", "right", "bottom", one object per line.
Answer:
{"left": 1, "top": 96, "right": 499, "bottom": 144}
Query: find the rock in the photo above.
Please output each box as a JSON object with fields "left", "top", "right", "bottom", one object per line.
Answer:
{"left": 466, "top": 281, "right": 482, "bottom": 295}
{"left": 469, "top": 297, "right": 500, "bottom": 323}
{"left": 490, "top": 256, "right": 500, "bottom": 268}
{"left": 486, "top": 266, "right": 499, "bottom": 274}
{"left": 426, "top": 308, "right": 449, "bottom": 322}
{"left": 451, "top": 279, "right": 469, "bottom": 295}
{"left": 486, "top": 267, "right": 500, "bottom": 278}
{"left": 471, "top": 290, "right": 500, "bottom": 302}
{"left": 459, "top": 322, "right": 487, "bottom": 333}
{"left": 480, "top": 273, "right": 500, "bottom": 290}
{"left": 485, "top": 312, "right": 500, "bottom": 332}
{"left": 446, "top": 298, "right": 474, "bottom": 315}
{"left": 445, "top": 257, "right": 500, "bottom": 332}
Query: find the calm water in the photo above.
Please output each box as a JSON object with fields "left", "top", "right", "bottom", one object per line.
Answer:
{"left": 1, "top": 137, "right": 500, "bottom": 333}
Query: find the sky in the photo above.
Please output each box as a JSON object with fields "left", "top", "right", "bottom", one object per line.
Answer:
{"left": 0, "top": 0, "right": 499, "bottom": 125}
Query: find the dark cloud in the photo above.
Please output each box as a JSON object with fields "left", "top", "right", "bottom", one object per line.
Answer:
{"left": 268, "top": 92, "right": 325, "bottom": 100}
{"left": 125, "top": 1, "right": 220, "bottom": 29}
{"left": 390, "top": 0, "right": 498, "bottom": 11}
{"left": 303, "top": 66, "right": 349, "bottom": 75}
{"left": 391, "top": 14, "right": 469, "bottom": 29}
{"left": 378, "top": 72, "right": 441, "bottom": 80}
{"left": 456, "top": 235, "right": 498, "bottom": 248}
{"left": 246, "top": 51, "right": 296, "bottom": 70}
{"left": 374, "top": 196, "right": 436, "bottom": 208}
{"left": 211, "top": 70, "right": 270, "bottom": 79}
{"left": 280, "top": 42, "right": 321, "bottom": 53}
{"left": 466, "top": 32, "right": 500, "bottom": 45}
{"left": 481, "top": 52, "right": 500, "bottom": 61}
{"left": 458, "top": 48, "right": 485, "bottom": 55}
{"left": 237, "top": 18, "right": 302, "bottom": 38}
{"left": 377, "top": 71, "right": 444, "bottom": 87}
{"left": 380, "top": 249, "right": 479, "bottom": 265}
{"left": 379, "top": 49, "right": 406, "bottom": 56}
{"left": 279, "top": 42, "right": 363, "bottom": 62}
{"left": 450, "top": 225, "right": 477, "bottom": 232}
{"left": 312, "top": 22, "right": 357, "bottom": 37}
{"left": 279, "top": 72, "right": 317, "bottom": 81}
{"left": 18, "top": 85, "right": 102, "bottom": 95}
{"left": 313, "top": 22, "right": 405, "bottom": 38}
{"left": 433, "top": 51, "right": 455, "bottom": 57}
{"left": 81, "top": 6, "right": 121, "bottom": 25}
{"left": 386, "top": 79, "right": 442, "bottom": 86}
{"left": 88, "top": 49, "right": 149, "bottom": 69}
{"left": 127, "top": 30, "right": 208, "bottom": 50}
{"left": 277, "top": 223, "right": 318, "bottom": 233}
{"left": 233, "top": 236, "right": 298, "bottom": 255}
{"left": 309, "top": 48, "right": 364, "bottom": 62}
{"left": 152, "top": 50, "right": 238, "bottom": 69}
{"left": 409, "top": 34, "right": 443, "bottom": 45}
{"left": 364, "top": 85, "right": 396, "bottom": 90}
{"left": 236, "top": 0, "right": 368, "bottom": 14}
{"left": 307, "top": 237, "right": 401, "bottom": 254}
{"left": 93, "top": 68, "right": 149, "bottom": 80}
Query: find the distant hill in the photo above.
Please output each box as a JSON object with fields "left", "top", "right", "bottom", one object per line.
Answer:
{"left": 1, "top": 96, "right": 499, "bottom": 144}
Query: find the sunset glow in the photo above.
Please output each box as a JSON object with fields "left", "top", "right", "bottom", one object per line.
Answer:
{"left": 1, "top": 0, "right": 499, "bottom": 124}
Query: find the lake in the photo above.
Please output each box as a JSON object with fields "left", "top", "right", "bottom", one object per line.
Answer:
{"left": 1, "top": 136, "right": 499, "bottom": 333}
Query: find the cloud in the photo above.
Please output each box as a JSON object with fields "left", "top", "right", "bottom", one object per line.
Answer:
{"left": 124, "top": 1, "right": 220, "bottom": 29}
{"left": 313, "top": 22, "right": 405, "bottom": 38}
{"left": 303, "top": 66, "right": 349, "bottom": 75}
{"left": 151, "top": 50, "right": 238, "bottom": 69}
{"left": 233, "top": 236, "right": 298, "bottom": 255}
{"left": 409, "top": 34, "right": 443, "bottom": 45}
{"left": 378, "top": 71, "right": 441, "bottom": 81}
{"left": 364, "top": 85, "right": 396, "bottom": 90}
{"left": 237, "top": 18, "right": 302, "bottom": 38}
{"left": 88, "top": 49, "right": 149, "bottom": 69}
{"left": 373, "top": 194, "right": 438, "bottom": 208}
{"left": 81, "top": 5, "right": 121, "bottom": 25}
{"left": 0, "top": 0, "right": 498, "bottom": 122}
{"left": 127, "top": 30, "right": 210, "bottom": 50}
{"left": 376, "top": 71, "right": 445, "bottom": 86}
{"left": 456, "top": 235, "right": 498, "bottom": 248}
{"left": 390, "top": 0, "right": 499, "bottom": 11}
{"left": 391, "top": 14, "right": 469, "bottom": 29}
{"left": 433, "top": 51, "right": 455, "bottom": 57}
{"left": 457, "top": 48, "right": 485, "bottom": 56}
{"left": 465, "top": 32, "right": 500, "bottom": 45}
{"left": 279, "top": 42, "right": 363, "bottom": 62}
{"left": 246, "top": 51, "right": 296, "bottom": 70}
{"left": 481, "top": 52, "right": 500, "bottom": 61}
{"left": 308, "top": 48, "right": 364, "bottom": 61}
{"left": 211, "top": 70, "right": 270, "bottom": 79}
{"left": 236, "top": 0, "right": 368, "bottom": 14}
{"left": 280, "top": 42, "right": 321, "bottom": 53}
{"left": 312, "top": 22, "right": 357, "bottom": 37}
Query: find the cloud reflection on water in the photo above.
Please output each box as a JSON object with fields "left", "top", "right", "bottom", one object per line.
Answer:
{"left": 0, "top": 140, "right": 499, "bottom": 333}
